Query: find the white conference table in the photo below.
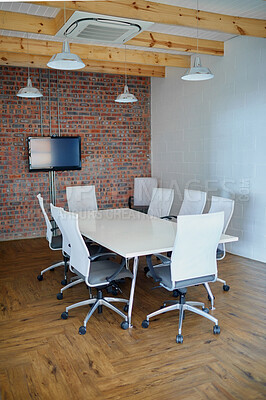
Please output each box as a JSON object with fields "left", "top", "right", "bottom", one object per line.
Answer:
{"left": 78, "top": 208, "right": 238, "bottom": 328}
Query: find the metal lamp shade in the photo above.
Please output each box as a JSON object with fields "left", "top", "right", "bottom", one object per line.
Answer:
{"left": 181, "top": 56, "right": 214, "bottom": 81}
{"left": 115, "top": 85, "right": 138, "bottom": 103}
{"left": 47, "top": 40, "right": 85, "bottom": 70}
{"left": 17, "top": 78, "right": 43, "bottom": 98}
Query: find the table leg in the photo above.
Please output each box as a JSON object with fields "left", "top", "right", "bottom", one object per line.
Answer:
{"left": 128, "top": 256, "right": 139, "bottom": 328}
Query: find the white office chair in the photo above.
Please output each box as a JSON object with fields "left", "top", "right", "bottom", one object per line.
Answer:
{"left": 51, "top": 203, "right": 119, "bottom": 300}
{"left": 142, "top": 212, "right": 224, "bottom": 344}
{"left": 178, "top": 189, "right": 207, "bottom": 216}
{"left": 147, "top": 188, "right": 174, "bottom": 218}
{"left": 66, "top": 185, "right": 98, "bottom": 213}
{"left": 36, "top": 194, "right": 67, "bottom": 285}
{"left": 128, "top": 177, "right": 158, "bottom": 212}
{"left": 208, "top": 196, "right": 235, "bottom": 292}
{"left": 59, "top": 208, "right": 133, "bottom": 334}
{"left": 50, "top": 204, "right": 80, "bottom": 299}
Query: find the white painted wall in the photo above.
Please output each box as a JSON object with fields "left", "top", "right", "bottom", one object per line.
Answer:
{"left": 151, "top": 36, "right": 266, "bottom": 262}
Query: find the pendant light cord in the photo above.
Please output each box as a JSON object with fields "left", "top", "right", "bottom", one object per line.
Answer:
{"left": 124, "top": 44, "right": 127, "bottom": 86}
{"left": 27, "top": 32, "right": 30, "bottom": 78}
{"left": 196, "top": 0, "right": 199, "bottom": 55}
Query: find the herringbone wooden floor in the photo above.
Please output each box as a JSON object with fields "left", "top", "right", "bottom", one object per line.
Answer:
{"left": 0, "top": 238, "right": 265, "bottom": 399}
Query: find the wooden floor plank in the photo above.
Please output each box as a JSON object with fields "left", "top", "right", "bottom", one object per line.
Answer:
{"left": 0, "top": 238, "right": 266, "bottom": 399}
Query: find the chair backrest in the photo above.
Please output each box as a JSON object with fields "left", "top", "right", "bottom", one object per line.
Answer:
{"left": 178, "top": 189, "right": 207, "bottom": 216}
{"left": 147, "top": 188, "right": 174, "bottom": 218}
{"left": 50, "top": 204, "right": 70, "bottom": 256}
{"left": 66, "top": 185, "right": 98, "bottom": 213}
{"left": 134, "top": 177, "right": 158, "bottom": 206}
{"left": 170, "top": 212, "right": 224, "bottom": 284}
{"left": 208, "top": 196, "right": 234, "bottom": 233}
{"left": 208, "top": 196, "right": 235, "bottom": 256}
{"left": 59, "top": 209, "right": 91, "bottom": 283}
{"left": 37, "top": 193, "right": 52, "bottom": 244}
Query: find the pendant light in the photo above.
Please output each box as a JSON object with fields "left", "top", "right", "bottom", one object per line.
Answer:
{"left": 47, "top": 39, "right": 85, "bottom": 70}
{"left": 115, "top": 45, "right": 138, "bottom": 103}
{"left": 17, "top": 34, "right": 43, "bottom": 98}
{"left": 47, "top": 2, "right": 85, "bottom": 71}
{"left": 181, "top": 0, "right": 214, "bottom": 81}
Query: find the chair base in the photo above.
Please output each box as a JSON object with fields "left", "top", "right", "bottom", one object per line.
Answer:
{"left": 38, "top": 257, "right": 69, "bottom": 284}
{"left": 39, "top": 260, "right": 65, "bottom": 276}
{"left": 143, "top": 291, "right": 219, "bottom": 343}
{"left": 62, "top": 288, "right": 129, "bottom": 333}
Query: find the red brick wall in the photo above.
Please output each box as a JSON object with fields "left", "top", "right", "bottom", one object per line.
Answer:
{"left": 0, "top": 66, "right": 151, "bottom": 240}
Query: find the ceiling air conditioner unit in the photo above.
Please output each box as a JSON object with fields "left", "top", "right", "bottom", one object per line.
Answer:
{"left": 55, "top": 12, "right": 153, "bottom": 44}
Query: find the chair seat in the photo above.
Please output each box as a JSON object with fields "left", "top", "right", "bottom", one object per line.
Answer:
{"left": 50, "top": 234, "right": 62, "bottom": 250}
{"left": 150, "top": 265, "right": 216, "bottom": 290}
{"left": 73, "top": 260, "right": 133, "bottom": 286}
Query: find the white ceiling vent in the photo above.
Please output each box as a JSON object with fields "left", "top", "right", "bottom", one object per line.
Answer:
{"left": 55, "top": 12, "right": 153, "bottom": 44}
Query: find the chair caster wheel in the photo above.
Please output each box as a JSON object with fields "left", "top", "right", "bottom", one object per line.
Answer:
{"left": 57, "top": 293, "right": 63, "bottom": 300}
{"left": 123, "top": 305, "right": 129, "bottom": 312}
{"left": 213, "top": 325, "right": 221, "bottom": 334}
{"left": 223, "top": 284, "right": 230, "bottom": 291}
{"left": 121, "top": 321, "right": 129, "bottom": 330}
{"left": 61, "top": 311, "right": 68, "bottom": 320}
{"left": 50, "top": 268, "right": 55, "bottom": 272}
{"left": 144, "top": 266, "right": 149, "bottom": 274}
{"left": 37, "top": 275, "right": 43, "bottom": 281}
{"left": 79, "top": 326, "right": 86, "bottom": 335}
{"left": 61, "top": 279, "right": 67, "bottom": 286}
{"left": 202, "top": 307, "right": 209, "bottom": 313}
{"left": 141, "top": 320, "right": 149, "bottom": 329}
{"left": 173, "top": 290, "right": 179, "bottom": 298}
{"left": 176, "top": 334, "right": 183, "bottom": 344}
{"left": 208, "top": 294, "right": 215, "bottom": 301}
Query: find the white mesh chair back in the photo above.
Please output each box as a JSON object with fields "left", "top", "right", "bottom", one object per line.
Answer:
{"left": 208, "top": 196, "right": 234, "bottom": 233}
{"left": 170, "top": 212, "right": 224, "bottom": 283}
{"left": 178, "top": 189, "right": 207, "bottom": 216}
{"left": 134, "top": 177, "right": 158, "bottom": 206}
{"left": 37, "top": 193, "right": 52, "bottom": 244}
{"left": 147, "top": 188, "right": 174, "bottom": 218}
{"left": 50, "top": 204, "right": 70, "bottom": 256}
{"left": 66, "top": 185, "right": 98, "bottom": 213}
{"left": 59, "top": 209, "right": 90, "bottom": 281}
{"left": 208, "top": 196, "right": 235, "bottom": 255}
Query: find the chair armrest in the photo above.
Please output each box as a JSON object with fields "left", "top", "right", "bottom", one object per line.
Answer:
{"left": 50, "top": 218, "right": 60, "bottom": 233}
{"left": 146, "top": 255, "right": 162, "bottom": 282}
{"left": 153, "top": 253, "right": 171, "bottom": 265}
{"left": 89, "top": 252, "right": 116, "bottom": 261}
{"left": 128, "top": 196, "right": 133, "bottom": 209}
{"left": 106, "top": 258, "right": 126, "bottom": 282}
{"left": 160, "top": 215, "right": 177, "bottom": 220}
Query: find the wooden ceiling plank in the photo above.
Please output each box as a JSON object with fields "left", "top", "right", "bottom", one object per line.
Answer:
{"left": 128, "top": 31, "right": 224, "bottom": 56}
{"left": 0, "top": 51, "right": 165, "bottom": 77}
{"left": 0, "top": 36, "right": 190, "bottom": 68}
{"left": 33, "top": 1, "right": 266, "bottom": 38}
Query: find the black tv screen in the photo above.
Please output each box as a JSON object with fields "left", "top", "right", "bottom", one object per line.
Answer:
{"left": 28, "top": 136, "right": 81, "bottom": 172}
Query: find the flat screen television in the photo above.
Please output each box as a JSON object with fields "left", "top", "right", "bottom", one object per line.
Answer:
{"left": 28, "top": 136, "right": 81, "bottom": 172}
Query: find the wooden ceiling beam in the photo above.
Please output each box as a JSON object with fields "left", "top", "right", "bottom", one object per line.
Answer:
{"left": 34, "top": 1, "right": 266, "bottom": 38}
{"left": 0, "top": 36, "right": 190, "bottom": 68}
{"left": 128, "top": 32, "right": 224, "bottom": 56}
{"left": 0, "top": 10, "right": 56, "bottom": 35}
{"left": 0, "top": 10, "right": 75, "bottom": 36}
{"left": 1, "top": 0, "right": 264, "bottom": 67}
{"left": 0, "top": 11, "right": 224, "bottom": 56}
{"left": 53, "top": 9, "right": 75, "bottom": 33}
{"left": 0, "top": 51, "right": 165, "bottom": 77}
